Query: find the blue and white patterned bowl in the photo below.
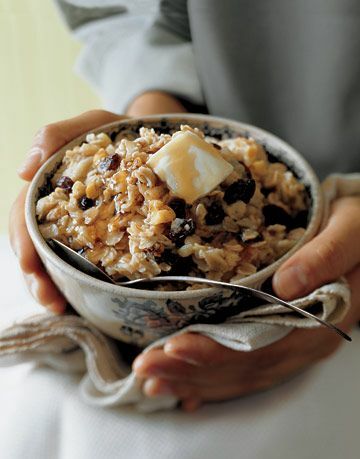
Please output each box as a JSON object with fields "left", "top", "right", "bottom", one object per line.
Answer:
{"left": 25, "top": 114, "right": 324, "bottom": 347}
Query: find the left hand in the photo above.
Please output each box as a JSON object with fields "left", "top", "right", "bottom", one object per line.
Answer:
{"left": 133, "top": 196, "right": 360, "bottom": 411}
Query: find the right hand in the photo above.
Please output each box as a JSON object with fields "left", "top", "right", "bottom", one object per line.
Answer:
{"left": 9, "top": 110, "right": 124, "bottom": 313}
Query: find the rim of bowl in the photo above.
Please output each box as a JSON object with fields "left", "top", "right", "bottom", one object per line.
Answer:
{"left": 25, "top": 113, "right": 323, "bottom": 300}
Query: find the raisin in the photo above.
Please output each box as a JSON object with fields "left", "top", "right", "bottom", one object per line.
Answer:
{"left": 171, "top": 256, "right": 194, "bottom": 275}
{"left": 261, "top": 187, "right": 274, "bottom": 198}
{"left": 110, "top": 130, "right": 119, "bottom": 142}
{"left": 78, "top": 196, "right": 95, "bottom": 210}
{"left": 202, "top": 236, "right": 214, "bottom": 243}
{"left": 38, "top": 173, "right": 54, "bottom": 198}
{"left": 263, "top": 204, "right": 293, "bottom": 227}
{"left": 155, "top": 249, "right": 179, "bottom": 266}
{"left": 167, "top": 197, "right": 187, "bottom": 219}
{"left": 167, "top": 256, "right": 195, "bottom": 276}
{"left": 168, "top": 218, "right": 196, "bottom": 247}
{"left": 265, "top": 149, "right": 278, "bottom": 163}
{"left": 212, "top": 142, "right": 222, "bottom": 150}
{"left": 99, "top": 153, "right": 120, "bottom": 172}
{"left": 205, "top": 201, "right": 225, "bottom": 225}
{"left": 56, "top": 176, "right": 74, "bottom": 191}
{"left": 155, "top": 249, "right": 194, "bottom": 276}
{"left": 292, "top": 210, "right": 308, "bottom": 229}
{"left": 238, "top": 160, "right": 252, "bottom": 179}
{"left": 223, "top": 179, "right": 256, "bottom": 204}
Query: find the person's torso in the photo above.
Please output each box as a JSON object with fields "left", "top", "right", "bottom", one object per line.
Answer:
{"left": 188, "top": 0, "right": 360, "bottom": 177}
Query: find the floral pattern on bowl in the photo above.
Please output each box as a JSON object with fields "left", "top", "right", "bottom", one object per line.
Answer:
{"left": 111, "top": 289, "right": 263, "bottom": 344}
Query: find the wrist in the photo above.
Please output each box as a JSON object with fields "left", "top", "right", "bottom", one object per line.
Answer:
{"left": 126, "top": 91, "right": 187, "bottom": 117}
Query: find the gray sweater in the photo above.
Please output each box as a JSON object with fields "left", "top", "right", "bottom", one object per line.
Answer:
{"left": 55, "top": 0, "right": 360, "bottom": 178}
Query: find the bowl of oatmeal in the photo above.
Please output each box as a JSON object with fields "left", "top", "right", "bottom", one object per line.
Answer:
{"left": 25, "top": 114, "right": 323, "bottom": 346}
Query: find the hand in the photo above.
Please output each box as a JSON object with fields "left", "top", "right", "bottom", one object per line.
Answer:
{"left": 9, "top": 92, "right": 186, "bottom": 313}
{"left": 133, "top": 197, "right": 360, "bottom": 411}
{"left": 10, "top": 110, "right": 124, "bottom": 313}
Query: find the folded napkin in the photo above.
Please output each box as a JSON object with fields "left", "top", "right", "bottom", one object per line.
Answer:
{"left": 0, "top": 279, "right": 350, "bottom": 412}
{"left": 0, "top": 173, "right": 358, "bottom": 412}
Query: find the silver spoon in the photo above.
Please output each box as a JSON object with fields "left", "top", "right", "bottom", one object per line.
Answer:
{"left": 49, "top": 238, "right": 351, "bottom": 342}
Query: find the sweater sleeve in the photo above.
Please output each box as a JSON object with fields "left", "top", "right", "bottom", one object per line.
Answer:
{"left": 54, "top": 0, "right": 204, "bottom": 113}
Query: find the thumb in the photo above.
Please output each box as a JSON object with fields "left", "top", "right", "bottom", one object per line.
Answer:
{"left": 18, "top": 110, "right": 125, "bottom": 181}
{"left": 273, "top": 197, "right": 360, "bottom": 300}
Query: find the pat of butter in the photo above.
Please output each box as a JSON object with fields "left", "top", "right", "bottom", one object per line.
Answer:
{"left": 147, "top": 131, "right": 234, "bottom": 203}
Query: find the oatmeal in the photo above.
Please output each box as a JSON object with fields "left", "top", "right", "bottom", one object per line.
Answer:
{"left": 36, "top": 125, "right": 308, "bottom": 285}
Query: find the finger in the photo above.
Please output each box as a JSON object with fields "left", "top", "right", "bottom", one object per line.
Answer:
{"left": 164, "top": 333, "right": 240, "bottom": 367}
{"left": 145, "top": 270, "right": 360, "bottom": 404}
{"left": 23, "top": 272, "right": 66, "bottom": 314}
{"left": 273, "top": 197, "right": 360, "bottom": 299}
{"left": 18, "top": 110, "right": 124, "bottom": 181}
{"left": 164, "top": 331, "right": 322, "bottom": 376}
{"left": 9, "top": 185, "right": 43, "bottom": 274}
{"left": 10, "top": 186, "right": 66, "bottom": 313}
{"left": 144, "top": 333, "right": 331, "bottom": 401}
{"left": 143, "top": 376, "right": 267, "bottom": 402}
{"left": 133, "top": 349, "right": 209, "bottom": 383}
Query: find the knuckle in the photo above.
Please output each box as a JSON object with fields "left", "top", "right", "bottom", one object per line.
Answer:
{"left": 35, "top": 124, "right": 54, "bottom": 139}
{"left": 44, "top": 123, "right": 61, "bottom": 139}
{"left": 86, "top": 109, "right": 115, "bottom": 120}
{"left": 88, "top": 109, "right": 108, "bottom": 116}
{"left": 33, "top": 124, "right": 59, "bottom": 148}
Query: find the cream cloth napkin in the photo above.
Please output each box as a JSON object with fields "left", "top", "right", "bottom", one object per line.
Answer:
{"left": 0, "top": 174, "right": 358, "bottom": 412}
{"left": 0, "top": 280, "right": 351, "bottom": 412}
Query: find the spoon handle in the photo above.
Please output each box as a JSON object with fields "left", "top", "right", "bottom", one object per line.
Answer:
{"left": 123, "top": 276, "right": 351, "bottom": 342}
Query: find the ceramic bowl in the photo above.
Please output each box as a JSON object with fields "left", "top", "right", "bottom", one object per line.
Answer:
{"left": 25, "top": 114, "right": 324, "bottom": 347}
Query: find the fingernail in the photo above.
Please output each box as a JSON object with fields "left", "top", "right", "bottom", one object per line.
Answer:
{"left": 132, "top": 355, "right": 145, "bottom": 373}
{"left": 143, "top": 378, "right": 174, "bottom": 397}
{"left": 273, "top": 265, "right": 308, "bottom": 299}
{"left": 47, "top": 302, "right": 65, "bottom": 314}
{"left": 18, "top": 147, "right": 42, "bottom": 176}
{"left": 175, "top": 355, "right": 203, "bottom": 366}
{"left": 164, "top": 343, "right": 202, "bottom": 366}
{"left": 133, "top": 357, "right": 164, "bottom": 378}
{"left": 27, "top": 274, "right": 40, "bottom": 302}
